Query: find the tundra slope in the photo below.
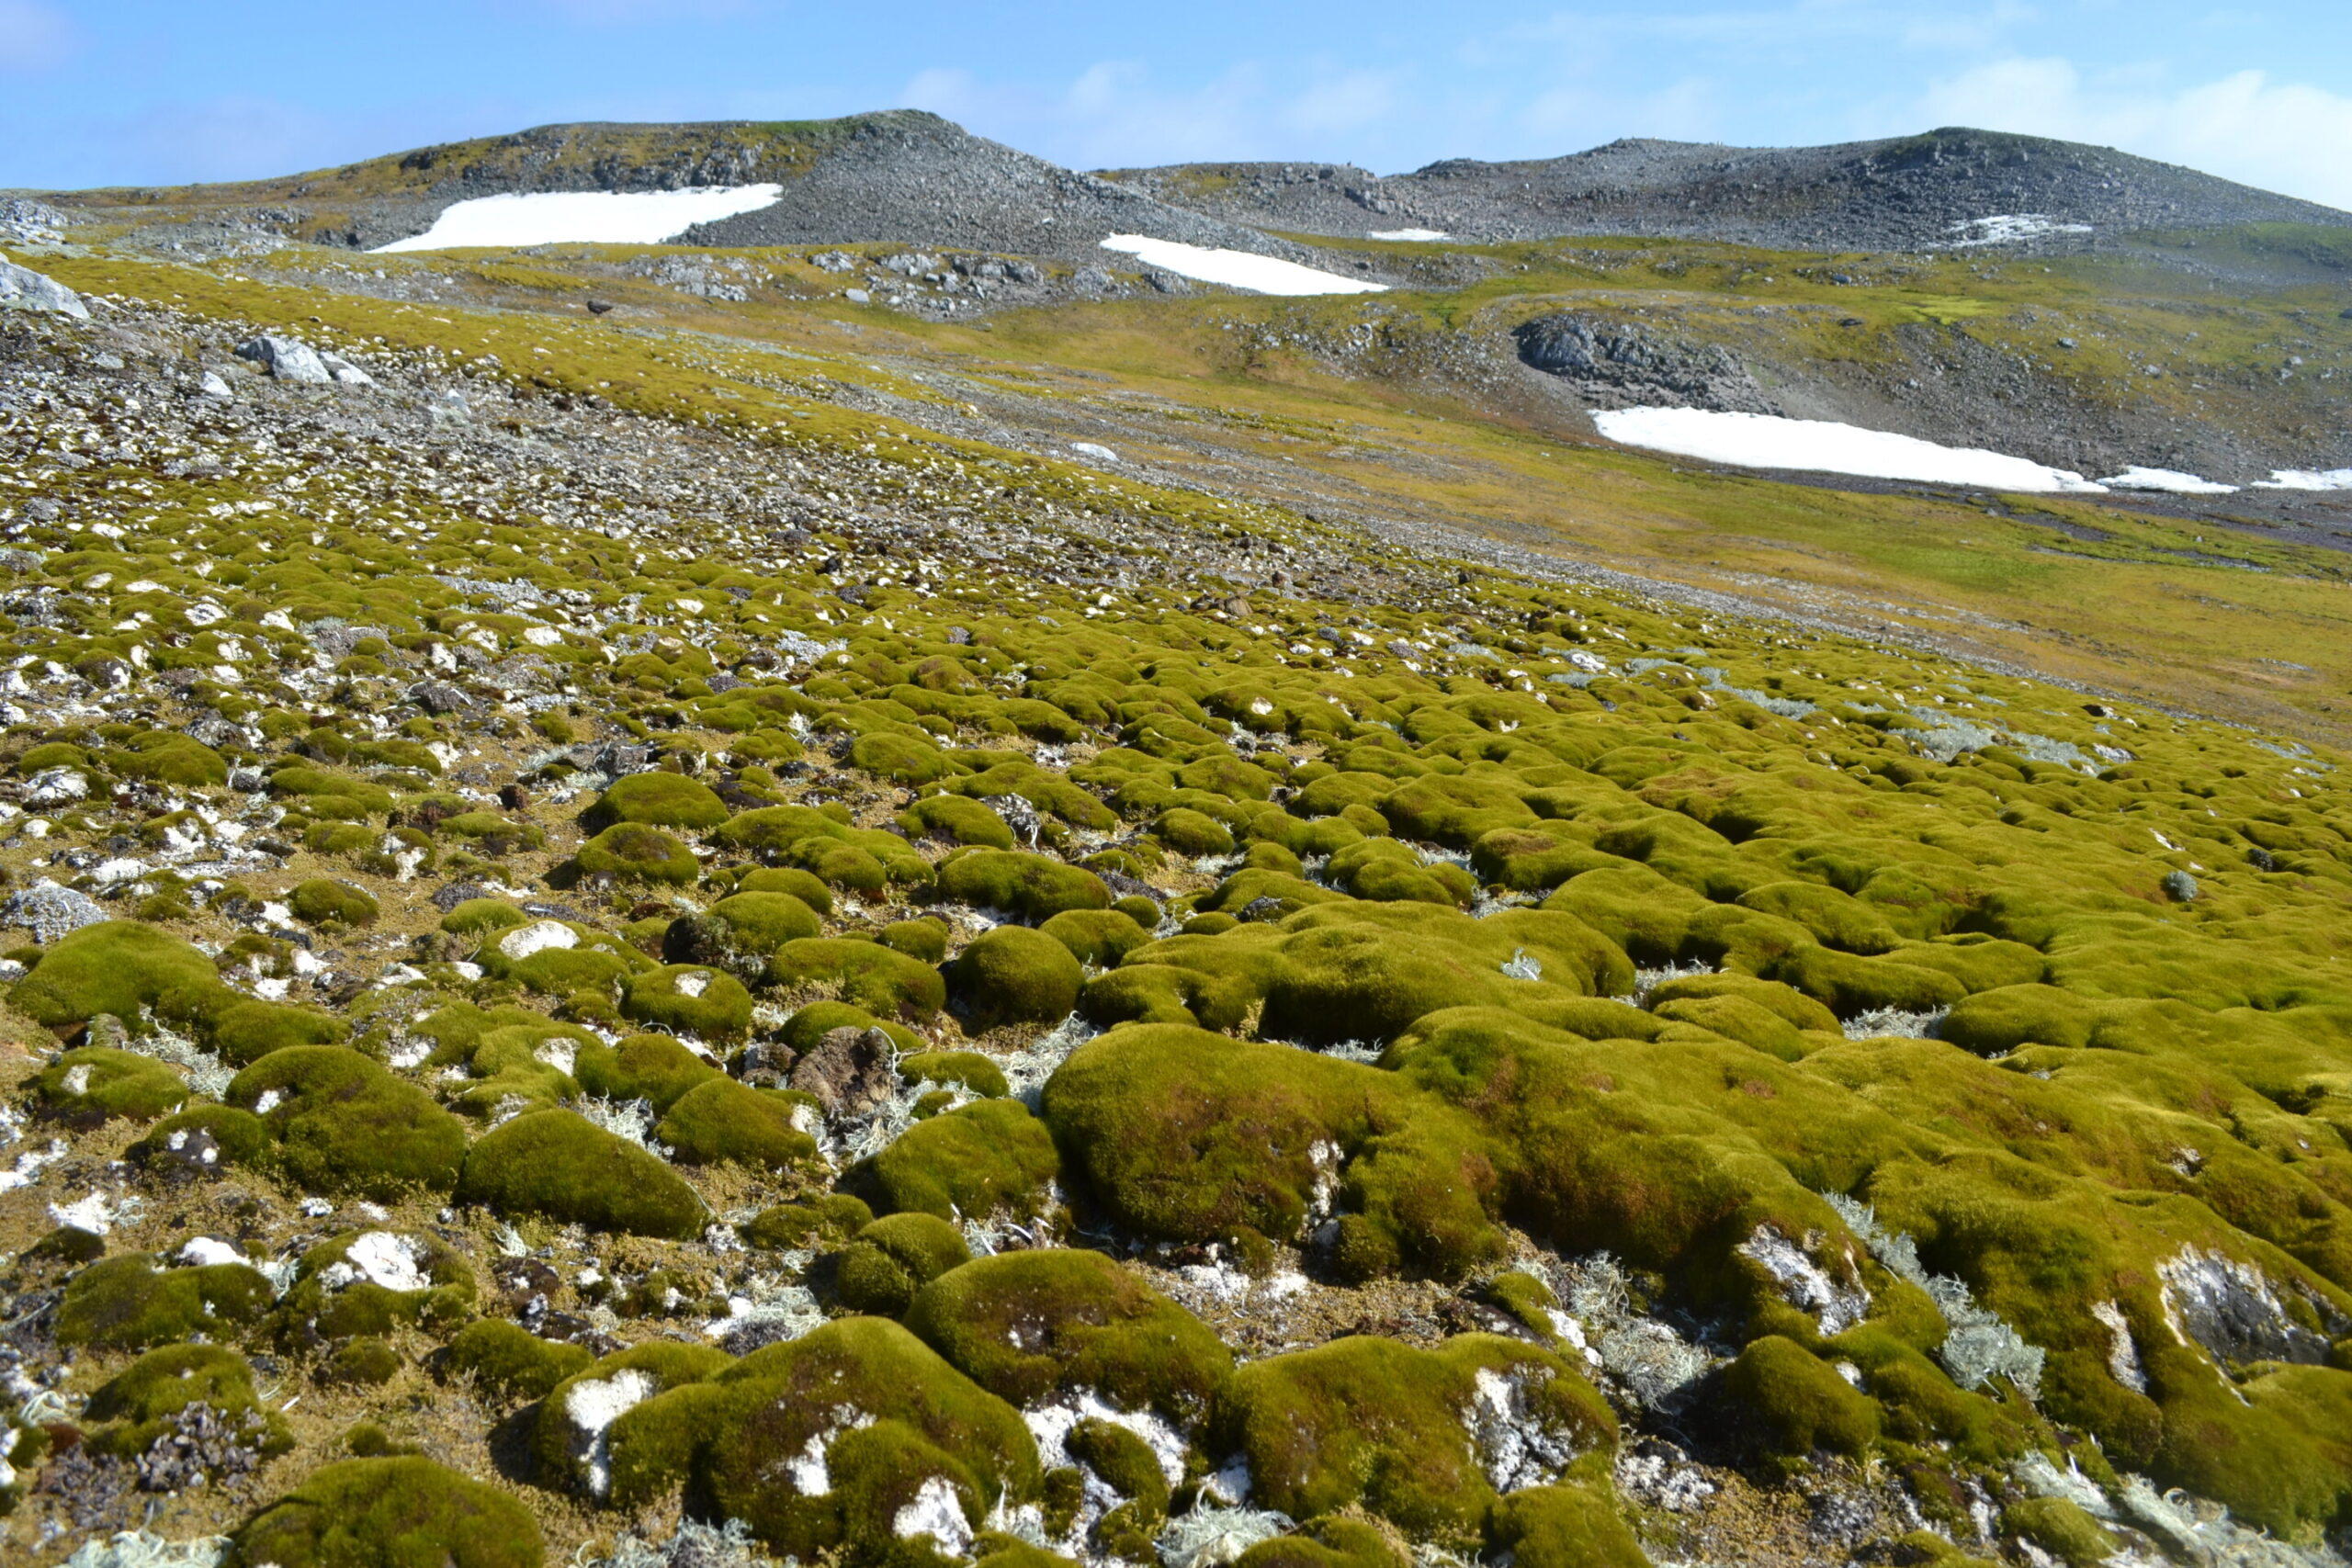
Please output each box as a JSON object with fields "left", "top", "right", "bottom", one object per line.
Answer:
{"left": 0, "top": 249, "right": 2348, "bottom": 1568}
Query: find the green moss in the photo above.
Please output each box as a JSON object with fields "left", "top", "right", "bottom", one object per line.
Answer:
{"left": 783, "top": 1001, "right": 924, "bottom": 1055}
{"left": 574, "top": 822, "right": 701, "bottom": 885}
{"left": 658, "top": 1077, "right": 819, "bottom": 1171}
{"left": 744, "top": 1192, "right": 875, "bottom": 1250}
{"left": 2002, "top": 1496, "right": 2118, "bottom": 1567}
{"left": 230, "top": 1047, "right": 467, "bottom": 1198}
{"left": 534, "top": 1341, "right": 737, "bottom": 1496}
{"left": 270, "top": 1229, "right": 476, "bottom": 1345}
{"left": 768, "top": 938, "right": 946, "bottom": 1020}
{"left": 209, "top": 996, "right": 349, "bottom": 1066}
{"left": 288, "top": 876, "right": 379, "bottom": 929}
{"left": 899, "top": 795, "right": 1016, "bottom": 849}
{"left": 1716, "top": 1336, "right": 1881, "bottom": 1463}
{"left": 737, "top": 864, "right": 836, "bottom": 913}
{"left": 852, "top": 729, "right": 955, "bottom": 784}
{"left": 837, "top": 1213, "right": 974, "bottom": 1314}
{"left": 56, "top": 1253, "right": 274, "bottom": 1349}
{"left": 111, "top": 730, "right": 229, "bottom": 788}
{"left": 884, "top": 917, "right": 952, "bottom": 964}
{"left": 1225, "top": 1335, "right": 1614, "bottom": 1540}
{"left": 458, "top": 1109, "right": 707, "bottom": 1238}
{"left": 8, "top": 919, "right": 220, "bottom": 1027}
{"left": 854, "top": 1099, "right": 1061, "bottom": 1221}
{"left": 621, "top": 964, "right": 754, "bottom": 1039}
{"left": 938, "top": 850, "right": 1112, "bottom": 921}
{"left": 442, "top": 897, "right": 530, "bottom": 935}
{"left": 1234, "top": 1517, "right": 1408, "bottom": 1568}
{"left": 906, "top": 1249, "right": 1232, "bottom": 1427}
{"left": 31, "top": 1046, "right": 187, "bottom": 1122}
{"left": 1157, "top": 807, "right": 1235, "bottom": 855}
{"left": 686, "top": 1317, "right": 1041, "bottom": 1561}
{"left": 695, "top": 890, "right": 823, "bottom": 955}
{"left": 228, "top": 1457, "right": 543, "bottom": 1568}
{"left": 1039, "top": 908, "right": 1150, "bottom": 968}
{"left": 582, "top": 771, "right": 729, "bottom": 831}
{"left": 901, "top": 1050, "right": 1009, "bottom": 1100}
{"left": 439, "top": 1318, "right": 595, "bottom": 1402}
{"left": 85, "top": 1344, "right": 290, "bottom": 1471}
{"left": 951, "top": 925, "right": 1083, "bottom": 1030}
{"left": 1484, "top": 1483, "right": 1652, "bottom": 1568}
{"left": 574, "top": 1032, "right": 721, "bottom": 1112}
{"left": 325, "top": 1336, "right": 405, "bottom": 1386}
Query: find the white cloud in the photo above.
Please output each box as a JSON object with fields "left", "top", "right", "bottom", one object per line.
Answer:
{"left": 1916, "top": 57, "right": 2352, "bottom": 210}
{"left": 0, "top": 0, "right": 73, "bottom": 72}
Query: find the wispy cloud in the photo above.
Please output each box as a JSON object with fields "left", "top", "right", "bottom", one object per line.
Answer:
{"left": 1914, "top": 57, "right": 2352, "bottom": 209}
{"left": 0, "top": 0, "right": 74, "bottom": 72}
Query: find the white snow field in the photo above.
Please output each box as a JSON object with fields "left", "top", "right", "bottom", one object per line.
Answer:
{"left": 2101, "top": 467, "right": 2240, "bottom": 495}
{"left": 1590, "top": 407, "right": 2109, "bottom": 493}
{"left": 1369, "top": 229, "right": 1451, "bottom": 242}
{"left": 1099, "top": 234, "right": 1387, "bottom": 296}
{"left": 373, "top": 184, "right": 784, "bottom": 253}
{"left": 1947, "top": 215, "right": 2095, "bottom": 247}
{"left": 2256, "top": 468, "right": 2352, "bottom": 491}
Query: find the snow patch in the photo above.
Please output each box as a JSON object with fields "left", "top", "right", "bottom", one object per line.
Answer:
{"left": 2256, "top": 467, "right": 2352, "bottom": 491}
{"left": 1947, "top": 214, "right": 2093, "bottom": 247}
{"left": 337, "top": 1232, "right": 429, "bottom": 1292}
{"left": 376, "top": 185, "right": 784, "bottom": 253}
{"left": 1100, "top": 235, "right": 1386, "bottom": 297}
{"left": 1467, "top": 1363, "right": 1588, "bottom": 1492}
{"left": 1593, "top": 406, "right": 2109, "bottom": 494}
{"left": 2101, "top": 466, "right": 2238, "bottom": 495}
{"left": 1369, "top": 229, "right": 1450, "bottom": 242}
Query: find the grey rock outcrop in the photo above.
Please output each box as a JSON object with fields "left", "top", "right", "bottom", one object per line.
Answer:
{"left": 0, "top": 257, "right": 89, "bottom": 320}
{"left": 787, "top": 1025, "right": 898, "bottom": 1120}
{"left": 1515, "top": 313, "right": 1778, "bottom": 414}
{"left": 236, "top": 336, "right": 375, "bottom": 387}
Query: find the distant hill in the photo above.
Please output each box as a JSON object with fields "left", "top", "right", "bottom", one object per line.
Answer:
{"left": 40, "top": 112, "right": 1316, "bottom": 266}
{"left": 1101, "top": 127, "right": 2352, "bottom": 250}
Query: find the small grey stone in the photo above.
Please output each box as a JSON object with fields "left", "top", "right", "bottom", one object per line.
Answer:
{"left": 199, "top": 369, "right": 235, "bottom": 400}
{"left": 235, "top": 334, "right": 333, "bottom": 384}
{"left": 409, "top": 679, "right": 481, "bottom": 715}
{"left": 4, "top": 883, "right": 108, "bottom": 943}
{"left": 788, "top": 1026, "right": 898, "bottom": 1119}
{"left": 0, "top": 257, "right": 89, "bottom": 320}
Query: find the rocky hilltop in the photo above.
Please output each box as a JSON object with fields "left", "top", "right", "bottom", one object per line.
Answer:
{"left": 1104, "top": 127, "right": 2352, "bottom": 249}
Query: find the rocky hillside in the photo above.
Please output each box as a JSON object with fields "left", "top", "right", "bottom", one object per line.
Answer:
{"left": 1104, "top": 127, "right": 2352, "bottom": 250}
{"left": 36, "top": 113, "right": 1332, "bottom": 268}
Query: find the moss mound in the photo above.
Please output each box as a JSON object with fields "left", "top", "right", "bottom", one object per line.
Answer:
{"left": 56, "top": 1252, "right": 275, "bottom": 1349}
{"left": 620, "top": 963, "right": 754, "bottom": 1039}
{"left": 950, "top": 924, "right": 1084, "bottom": 1030}
{"left": 1717, "top": 1336, "right": 1881, "bottom": 1461}
{"left": 853, "top": 1099, "right": 1060, "bottom": 1222}
{"left": 439, "top": 1319, "right": 596, "bottom": 1403}
{"left": 229, "top": 1047, "right": 467, "bottom": 1199}
{"left": 767, "top": 938, "right": 946, "bottom": 1020}
{"left": 288, "top": 876, "right": 379, "bottom": 929}
{"left": 228, "top": 1456, "right": 544, "bottom": 1568}
{"left": 582, "top": 770, "right": 729, "bottom": 831}
{"left": 8, "top": 919, "right": 220, "bottom": 1026}
{"left": 458, "top": 1108, "right": 707, "bottom": 1238}
{"left": 31, "top": 1045, "right": 187, "bottom": 1122}
{"left": 574, "top": 822, "right": 701, "bottom": 885}
{"left": 1485, "top": 1483, "right": 1652, "bottom": 1568}
{"left": 657, "top": 1077, "right": 819, "bottom": 1171}
{"left": 1223, "top": 1335, "right": 1615, "bottom": 1540}
{"left": 937, "top": 851, "right": 1111, "bottom": 921}
{"left": 836, "top": 1213, "right": 975, "bottom": 1315}
{"left": 85, "top": 1343, "right": 291, "bottom": 1471}
{"left": 574, "top": 1032, "right": 720, "bottom": 1112}
{"left": 640, "top": 1317, "right": 1041, "bottom": 1562}
{"left": 907, "top": 1249, "right": 1232, "bottom": 1427}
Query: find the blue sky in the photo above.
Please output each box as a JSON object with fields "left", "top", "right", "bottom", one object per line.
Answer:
{"left": 6, "top": 1, "right": 2351, "bottom": 208}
